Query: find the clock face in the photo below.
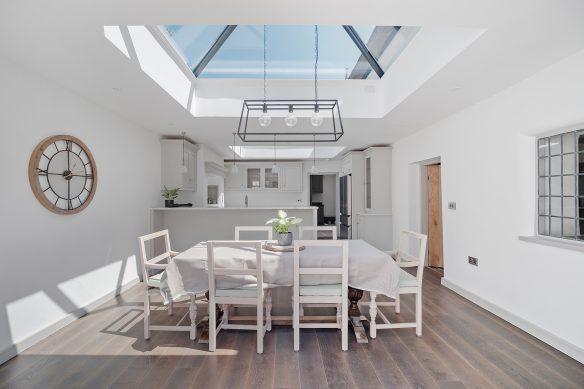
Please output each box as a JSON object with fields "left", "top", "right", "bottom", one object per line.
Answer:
{"left": 28, "top": 135, "right": 97, "bottom": 214}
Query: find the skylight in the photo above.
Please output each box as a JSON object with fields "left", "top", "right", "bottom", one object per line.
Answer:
{"left": 161, "top": 25, "right": 412, "bottom": 80}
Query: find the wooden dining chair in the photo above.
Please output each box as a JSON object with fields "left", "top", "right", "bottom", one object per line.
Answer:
{"left": 138, "top": 230, "right": 204, "bottom": 340}
{"left": 367, "top": 230, "right": 427, "bottom": 337}
{"left": 207, "top": 240, "right": 271, "bottom": 354}
{"left": 235, "top": 226, "right": 273, "bottom": 240}
{"left": 293, "top": 240, "right": 349, "bottom": 351}
{"left": 298, "top": 226, "right": 337, "bottom": 240}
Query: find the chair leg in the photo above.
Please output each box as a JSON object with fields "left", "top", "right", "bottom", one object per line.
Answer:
{"left": 257, "top": 300, "right": 264, "bottom": 354}
{"left": 209, "top": 299, "right": 217, "bottom": 352}
{"left": 416, "top": 290, "right": 422, "bottom": 336}
{"left": 369, "top": 292, "right": 378, "bottom": 339}
{"left": 144, "top": 288, "right": 151, "bottom": 340}
{"left": 168, "top": 301, "right": 173, "bottom": 316}
{"left": 221, "top": 304, "right": 230, "bottom": 326}
{"left": 293, "top": 297, "right": 300, "bottom": 351}
{"left": 336, "top": 304, "right": 341, "bottom": 326}
{"left": 395, "top": 294, "right": 401, "bottom": 314}
{"left": 341, "top": 299, "right": 348, "bottom": 351}
{"left": 266, "top": 289, "right": 272, "bottom": 332}
{"left": 189, "top": 296, "right": 197, "bottom": 341}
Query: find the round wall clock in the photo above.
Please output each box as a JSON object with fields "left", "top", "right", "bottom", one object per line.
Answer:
{"left": 28, "top": 135, "right": 97, "bottom": 215}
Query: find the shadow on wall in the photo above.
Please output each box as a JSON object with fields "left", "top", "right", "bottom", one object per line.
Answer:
{"left": 1, "top": 251, "right": 137, "bottom": 364}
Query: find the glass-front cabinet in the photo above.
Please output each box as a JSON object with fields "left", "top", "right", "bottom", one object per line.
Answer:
{"left": 246, "top": 167, "right": 279, "bottom": 189}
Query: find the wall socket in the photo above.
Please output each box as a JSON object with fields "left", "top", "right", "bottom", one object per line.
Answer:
{"left": 448, "top": 202, "right": 456, "bottom": 210}
{"left": 468, "top": 256, "right": 478, "bottom": 266}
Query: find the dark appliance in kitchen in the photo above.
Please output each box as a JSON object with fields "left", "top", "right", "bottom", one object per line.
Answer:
{"left": 339, "top": 174, "right": 352, "bottom": 239}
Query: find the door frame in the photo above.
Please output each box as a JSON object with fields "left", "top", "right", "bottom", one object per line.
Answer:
{"left": 306, "top": 171, "right": 340, "bottom": 234}
{"left": 417, "top": 157, "right": 441, "bottom": 267}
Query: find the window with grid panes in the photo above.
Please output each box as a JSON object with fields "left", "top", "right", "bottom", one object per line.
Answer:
{"left": 537, "top": 129, "right": 584, "bottom": 240}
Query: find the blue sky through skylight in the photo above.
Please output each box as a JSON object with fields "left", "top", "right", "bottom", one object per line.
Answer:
{"left": 163, "top": 25, "right": 387, "bottom": 80}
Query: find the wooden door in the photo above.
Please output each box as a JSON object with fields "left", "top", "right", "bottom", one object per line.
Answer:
{"left": 427, "top": 164, "right": 444, "bottom": 268}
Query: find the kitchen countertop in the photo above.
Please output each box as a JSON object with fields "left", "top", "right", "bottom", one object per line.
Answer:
{"left": 152, "top": 206, "right": 317, "bottom": 211}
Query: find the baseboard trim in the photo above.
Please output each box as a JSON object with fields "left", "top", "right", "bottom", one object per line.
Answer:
{"left": 0, "top": 277, "right": 140, "bottom": 366}
{"left": 441, "top": 278, "right": 584, "bottom": 364}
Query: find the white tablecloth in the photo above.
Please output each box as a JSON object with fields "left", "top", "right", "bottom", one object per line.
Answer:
{"left": 160, "top": 240, "right": 400, "bottom": 303}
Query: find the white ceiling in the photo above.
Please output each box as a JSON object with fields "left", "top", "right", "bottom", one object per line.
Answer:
{"left": 2, "top": 0, "right": 584, "bottom": 159}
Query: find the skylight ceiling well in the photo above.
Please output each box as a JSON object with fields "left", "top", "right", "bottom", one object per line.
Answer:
{"left": 161, "top": 25, "right": 414, "bottom": 80}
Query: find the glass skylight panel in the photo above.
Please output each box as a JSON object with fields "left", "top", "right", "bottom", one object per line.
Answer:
{"left": 162, "top": 25, "right": 226, "bottom": 69}
{"left": 161, "top": 25, "right": 411, "bottom": 80}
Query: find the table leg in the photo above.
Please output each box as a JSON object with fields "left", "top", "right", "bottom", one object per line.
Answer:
{"left": 348, "top": 287, "right": 368, "bottom": 344}
{"left": 198, "top": 291, "right": 223, "bottom": 344}
{"left": 189, "top": 296, "right": 197, "bottom": 340}
{"left": 369, "top": 292, "right": 377, "bottom": 339}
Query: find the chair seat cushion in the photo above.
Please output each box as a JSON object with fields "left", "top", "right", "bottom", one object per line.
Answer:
{"left": 399, "top": 269, "right": 418, "bottom": 288}
{"left": 216, "top": 285, "right": 261, "bottom": 298}
{"left": 147, "top": 272, "right": 164, "bottom": 287}
{"left": 300, "top": 284, "right": 342, "bottom": 296}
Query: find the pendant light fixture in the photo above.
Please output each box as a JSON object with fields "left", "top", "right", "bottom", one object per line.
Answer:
{"left": 229, "top": 132, "right": 238, "bottom": 174}
{"left": 284, "top": 105, "right": 298, "bottom": 127}
{"left": 181, "top": 131, "right": 188, "bottom": 173}
{"left": 311, "top": 25, "right": 323, "bottom": 127}
{"left": 258, "top": 25, "right": 271, "bottom": 127}
{"left": 310, "top": 134, "right": 318, "bottom": 173}
{"left": 271, "top": 134, "right": 279, "bottom": 173}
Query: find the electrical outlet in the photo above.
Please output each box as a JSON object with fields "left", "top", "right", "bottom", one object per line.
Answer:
{"left": 468, "top": 256, "right": 478, "bottom": 266}
{"left": 448, "top": 202, "right": 457, "bottom": 210}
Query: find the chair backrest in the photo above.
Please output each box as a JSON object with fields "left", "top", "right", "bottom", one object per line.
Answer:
{"left": 235, "top": 226, "right": 273, "bottom": 241}
{"left": 298, "top": 226, "right": 337, "bottom": 240}
{"left": 207, "top": 240, "right": 264, "bottom": 299}
{"left": 294, "top": 240, "right": 348, "bottom": 289}
{"left": 138, "top": 229, "right": 173, "bottom": 281}
{"left": 394, "top": 230, "right": 428, "bottom": 283}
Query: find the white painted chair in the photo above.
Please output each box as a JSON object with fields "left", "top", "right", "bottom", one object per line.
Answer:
{"left": 365, "top": 230, "right": 427, "bottom": 338}
{"left": 293, "top": 240, "right": 349, "bottom": 351}
{"left": 207, "top": 240, "right": 271, "bottom": 354}
{"left": 138, "top": 230, "right": 203, "bottom": 340}
{"left": 298, "top": 226, "right": 337, "bottom": 240}
{"left": 235, "top": 226, "right": 273, "bottom": 241}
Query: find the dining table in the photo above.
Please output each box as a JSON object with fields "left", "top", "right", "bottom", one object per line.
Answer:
{"left": 159, "top": 239, "right": 401, "bottom": 343}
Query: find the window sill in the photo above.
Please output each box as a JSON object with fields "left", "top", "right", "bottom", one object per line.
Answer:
{"left": 518, "top": 235, "right": 584, "bottom": 253}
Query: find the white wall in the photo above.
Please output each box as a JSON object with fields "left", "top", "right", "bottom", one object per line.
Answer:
{"left": 0, "top": 56, "right": 160, "bottom": 364}
{"left": 392, "top": 49, "right": 584, "bottom": 362}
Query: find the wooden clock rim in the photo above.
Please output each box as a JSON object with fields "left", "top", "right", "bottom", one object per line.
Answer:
{"left": 28, "top": 134, "right": 98, "bottom": 215}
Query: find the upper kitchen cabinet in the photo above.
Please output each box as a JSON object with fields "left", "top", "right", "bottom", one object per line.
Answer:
{"left": 364, "top": 147, "right": 392, "bottom": 212}
{"left": 161, "top": 139, "right": 199, "bottom": 191}
{"left": 280, "top": 164, "right": 303, "bottom": 192}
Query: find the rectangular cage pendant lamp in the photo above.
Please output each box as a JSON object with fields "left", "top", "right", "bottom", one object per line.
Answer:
{"left": 237, "top": 99, "right": 344, "bottom": 143}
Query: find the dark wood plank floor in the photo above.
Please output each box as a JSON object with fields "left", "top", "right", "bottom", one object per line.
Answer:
{"left": 0, "top": 269, "right": 582, "bottom": 389}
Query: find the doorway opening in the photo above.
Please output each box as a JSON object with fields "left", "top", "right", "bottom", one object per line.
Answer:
{"left": 309, "top": 173, "right": 338, "bottom": 239}
{"left": 416, "top": 158, "right": 443, "bottom": 275}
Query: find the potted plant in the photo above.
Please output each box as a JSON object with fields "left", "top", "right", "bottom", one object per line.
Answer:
{"left": 161, "top": 186, "right": 180, "bottom": 208}
{"left": 266, "top": 210, "right": 303, "bottom": 246}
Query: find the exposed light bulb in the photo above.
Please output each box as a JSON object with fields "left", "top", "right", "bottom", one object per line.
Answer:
{"left": 271, "top": 163, "right": 279, "bottom": 173}
{"left": 310, "top": 164, "right": 318, "bottom": 174}
{"left": 310, "top": 111, "right": 323, "bottom": 127}
{"left": 229, "top": 164, "right": 238, "bottom": 174}
{"left": 285, "top": 112, "right": 298, "bottom": 127}
{"left": 181, "top": 164, "right": 188, "bottom": 173}
{"left": 258, "top": 112, "right": 272, "bottom": 127}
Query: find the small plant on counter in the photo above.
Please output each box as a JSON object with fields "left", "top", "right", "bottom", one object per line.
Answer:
{"left": 266, "top": 210, "right": 303, "bottom": 246}
{"left": 162, "top": 186, "right": 180, "bottom": 207}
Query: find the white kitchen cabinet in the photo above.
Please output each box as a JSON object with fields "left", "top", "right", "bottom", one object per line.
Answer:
{"left": 161, "top": 139, "right": 199, "bottom": 191}
{"left": 225, "top": 167, "right": 245, "bottom": 190}
{"left": 281, "top": 164, "right": 303, "bottom": 192}
{"left": 364, "top": 147, "right": 392, "bottom": 213}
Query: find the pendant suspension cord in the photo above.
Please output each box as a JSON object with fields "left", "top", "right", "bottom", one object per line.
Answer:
{"left": 263, "top": 25, "right": 267, "bottom": 102}
{"left": 313, "top": 134, "right": 316, "bottom": 167}
{"left": 314, "top": 25, "right": 319, "bottom": 104}
{"left": 232, "top": 132, "right": 236, "bottom": 165}
{"left": 273, "top": 134, "right": 277, "bottom": 165}
{"left": 181, "top": 131, "right": 185, "bottom": 166}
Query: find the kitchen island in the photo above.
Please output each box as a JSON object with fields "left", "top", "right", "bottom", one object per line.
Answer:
{"left": 151, "top": 207, "right": 318, "bottom": 250}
